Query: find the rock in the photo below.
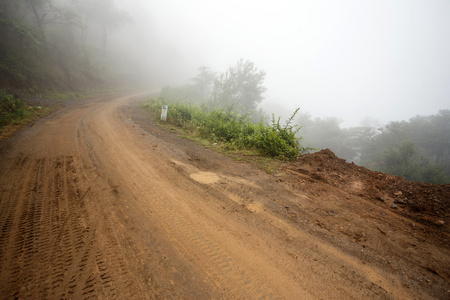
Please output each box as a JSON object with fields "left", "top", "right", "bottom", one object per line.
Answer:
{"left": 395, "top": 199, "right": 406, "bottom": 205}
{"left": 391, "top": 204, "right": 398, "bottom": 209}
{"left": 394, "top": 191, "right": 402, "bottom": 196}
{"left": 327, "top": 210, "right": 338, "bottom": 216}
{"left": 377, "top": 196, "right": 386, "bottom": 202}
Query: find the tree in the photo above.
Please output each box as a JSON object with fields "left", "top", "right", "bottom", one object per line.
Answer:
{"left": 191, "top": 66, "right": 215, "bottom": 102}
{"left": 379, "top": 141, "right": 448, "bottom": 183}
{"left": 408, "top": 110, "right": 450, "bottom": 171}
{"left": 25, "top": 0, "right": 49, "bottom": 43}
{"left": 297, "top": 116, "right": 359, "bottom": 161}
{"left": 160, "top": 84, "right": 199, "bottom": 104}
{"left": 210, "top": 59, "right": 266, "bottom": 113}
{"left": 80, "top": 0, "right": 132, "bottom": 55}
{"left": 342, "top": 125, "right": 378, "bottom": 163}
{"left": 360, "top": 110, "right": 450, "bottom": 181}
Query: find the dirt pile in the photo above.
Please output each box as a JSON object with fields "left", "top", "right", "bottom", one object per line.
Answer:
{"left": 283, "top": 149, "right": 450, "bottom": 229}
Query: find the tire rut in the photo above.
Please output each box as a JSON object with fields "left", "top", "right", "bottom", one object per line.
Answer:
{"left": 130, "top": 186, "right": 277, "bottom": 299}
{"left": 0, "top": 153, "right": 144, "bottom": 299}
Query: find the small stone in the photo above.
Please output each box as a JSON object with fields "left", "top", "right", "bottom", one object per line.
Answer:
{"left": 394, "top": 191, "right": 402, "bottom": 196}
{"left": 395, "top": 199, "right": 406, "bottom": 204}
{"left": 391, "top": 204, "right": 398, "bottom": 209}
{"left": 377, "top": 196, "right": 386, "bottom": 202}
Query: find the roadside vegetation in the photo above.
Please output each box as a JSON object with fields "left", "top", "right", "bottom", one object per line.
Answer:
{"left": 0, "top": 1, "right": 133, "bottom": 94}
{"left": 0, "top": 0, "right": 134, "bottom": 137}
{"left": 149, "top": 60, "right": 449, "bottom": 183}
{"left": 0, "top": 90, "right": 50, "bottom": 135}
{"left": 142, "top": 60, "right": 308, "bottom": 161}
{"left": 142, "top": 98, "right": 305, "bottom": 161}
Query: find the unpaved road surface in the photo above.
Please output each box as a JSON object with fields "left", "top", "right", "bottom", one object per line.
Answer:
{"left": 0, "top": 94, "right": 449, "bottom": 299}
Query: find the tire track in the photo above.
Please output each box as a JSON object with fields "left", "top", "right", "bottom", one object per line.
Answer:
{"left": 131, "top": 187, "right": 277, "bottom": 299}
{"left": 0, "top": 157, "right": 43, "bottom": 297}
{"left": 85, "top": 97, "right": 281, "bottom": 298}
{"left": 0, "top": 152, "right": 143, "bottom": 299}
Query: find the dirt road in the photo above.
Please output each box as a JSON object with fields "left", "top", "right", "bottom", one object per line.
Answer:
{"left": 0, "top": 94, "right": 448, "bottom": 299}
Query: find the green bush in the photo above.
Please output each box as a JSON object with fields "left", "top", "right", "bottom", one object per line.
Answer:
{"left": 197, "top": 109, "right": 247, "bottom": 143}
{"left": 0, "top": 90, "right": 26, "bottom": 127}
{"left": 141, "top": 98, "right": 306, "bottom": 160}
{"left": 250, "top": 109, "right": 302, "bottom": 160}
{"left": 168, "top": 102, "right": 194, "bottom": 127}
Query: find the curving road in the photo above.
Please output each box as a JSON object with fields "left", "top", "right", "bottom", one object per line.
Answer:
{"left": 0, "top": 94, "right": 436, "bottom": 299}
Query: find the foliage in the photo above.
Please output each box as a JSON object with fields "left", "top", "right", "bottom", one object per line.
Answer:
{"left": 141, "top": 98, "right": 305, "bottom": 160}
{"left": 191, "top": 66, "right": 215, "bottom": 101}
{"left": 378, "top": 141, "right": 448, "bottom": 184}
{"left": 209, "top": 59, "right": 266, "bottom": 114}
{"left": 159, "top": 68, "right": 216, "bottom": 105}
{"left": 361, "top": 110, "right": 450, "bottom": 183}
{"left": 0, "top": 90, "right": 26, "bottom": 127}
{"left": 296, "top": 110, "right": 450, "bottom": 184}
{"left": 0, "top": 0, "right": 133, "bottom": 92}
{"left": 250, "top": 109, "right": 303, "bottom": 160}
{"left": 0, "top": 90, "right": 49, "bottom": 131}
{"left": 0, "top": 16, "right": 43, "bottom": 50}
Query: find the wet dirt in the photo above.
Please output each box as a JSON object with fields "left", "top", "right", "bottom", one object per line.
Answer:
{"left": 0, "top": 94, "right": 448, "bottom": 299}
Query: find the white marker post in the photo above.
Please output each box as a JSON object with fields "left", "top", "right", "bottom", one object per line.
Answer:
{"left": 161, "top": 105, "right": 168, "bottom": 121}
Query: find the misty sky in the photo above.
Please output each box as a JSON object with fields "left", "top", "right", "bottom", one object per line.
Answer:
{"left": 117, "top": 0, "right": 450, "bottom": 127}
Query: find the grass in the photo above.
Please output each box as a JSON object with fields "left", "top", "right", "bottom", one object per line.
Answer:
{"left": 0, "top": 89, "right": 52, "bottom": 139}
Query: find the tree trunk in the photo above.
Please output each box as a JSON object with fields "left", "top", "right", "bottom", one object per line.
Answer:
{"left": 26, "top": 0, "right": 46, "bottom": 43}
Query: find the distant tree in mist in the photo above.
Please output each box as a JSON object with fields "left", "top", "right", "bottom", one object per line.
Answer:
{"left": 74, "top": 0, "right": 133, "bottom": 54}
{"left": 159, "top": 67, "right": 216, "bottom": 104}
{"left": 160, "top": 63, "right": 269, "bottom": 123}
{"left": 191, "top": 66, "right": 215, "bottom": 101}
{"left": 0, "top": 0, "right": 135, "bottom": 90}
{"left": 161, "top": 61, "right": 266, "bottom": 115}
{"left": 210, "top": 59, "right": 266, "bottom": 113}
{"left": 377, "top": 141, "right": 448, "bottom": 183}
{"left": 362, "top": 110, "right": 450, "bottom": 176}
{"left": 297, "top": 109, "right": 450, "bottom": 183}
{"left": 25, "top": 0, "right": 48, "bottom": 42}
{"left": 160, "top": 84, "right": 200, "bottom": 104}
{"left": 297, "top": 115, "right": 360, "bottom": 161}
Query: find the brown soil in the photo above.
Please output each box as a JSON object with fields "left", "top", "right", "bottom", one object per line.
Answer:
{"left": 0, "top": 94, "right": 448, "bottom": 299}
{"left": 283, "top": 150, "right": 449, "bottom": 228}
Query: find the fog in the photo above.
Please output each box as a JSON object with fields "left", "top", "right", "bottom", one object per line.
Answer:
{"left": 1, "top": 0, "right": 448, "bottom": 181}
{"left": 111, "top": 0, "right": 450, "bottom": 127}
